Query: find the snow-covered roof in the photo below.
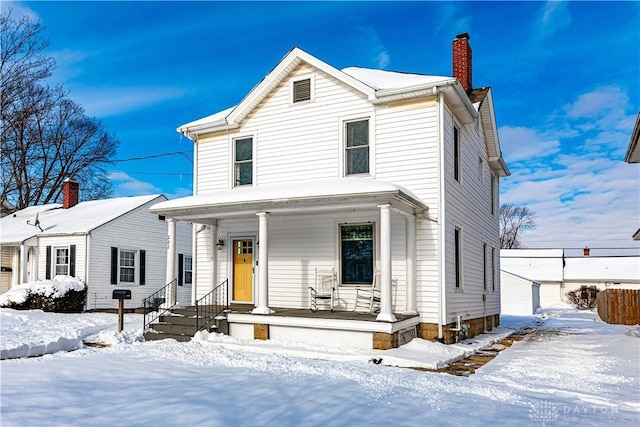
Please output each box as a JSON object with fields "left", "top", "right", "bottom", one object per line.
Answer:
{"left": 150, "top": 178, "right": 427, "bottom": 219}
{"left": 176, "top": 47, "right": 477, "bottom": 137}
{"left": 0, "top": 194, "right": 165, "bottom": 245}
{"left": 341, "top": 67, "right": 452, "bottom": 91}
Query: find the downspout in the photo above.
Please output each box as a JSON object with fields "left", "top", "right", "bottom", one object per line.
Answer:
{"left": 85, "top": 233, "right": 90, "bottom": 310}
{"left": 435, "top": 87, "right": 447, "bottom": 342}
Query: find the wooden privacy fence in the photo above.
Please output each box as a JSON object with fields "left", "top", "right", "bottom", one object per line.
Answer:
{"left": 596, "top": 289, "right": 640, "bottom": 325}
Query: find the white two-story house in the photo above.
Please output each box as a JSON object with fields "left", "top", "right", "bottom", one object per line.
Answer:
{"left": 151, "top": 34, "right": 510, "bottom": 348}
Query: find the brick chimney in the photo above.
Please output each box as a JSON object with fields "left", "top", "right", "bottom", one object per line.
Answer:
{"left": 62, "top": 178, "right": 79, "bottom": 209}
{"left": 452, "top": 33, "right": 472, "bottom": 93}
{"left": 583, "top": 247, "right": 590, "bottom": 257}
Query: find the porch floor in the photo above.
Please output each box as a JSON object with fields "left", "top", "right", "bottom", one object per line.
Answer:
{"left": 228, "top": 304, "right": 418, "bottom": 323}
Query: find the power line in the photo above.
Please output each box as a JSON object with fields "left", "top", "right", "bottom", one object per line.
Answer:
{"left": 118, "top": 171, "right": 193, "bottom": 176}
{"left": 111, "top": 151, "right": 192, "bottom": 163}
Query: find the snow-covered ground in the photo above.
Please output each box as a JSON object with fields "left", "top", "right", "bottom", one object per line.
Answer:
{"left": 1, "top": 305, "right": 638, "bottom": 426}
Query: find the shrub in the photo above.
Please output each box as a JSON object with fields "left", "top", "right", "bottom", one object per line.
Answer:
{"left": 566, "top": 286, "right": 599, "bottom": 310}
{"left": 1, "top": 281, "right": 87, "bottom": 313}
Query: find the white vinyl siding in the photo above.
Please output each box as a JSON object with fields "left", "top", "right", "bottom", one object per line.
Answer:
{"left": 88, "top": 197, "right": 192, "bottom": 310}
{"left": 195, "top": 64, "right": 374, "bottom": 191}
{"left": 206, "top": 210, "right": 408, "bottom": 312}
{"left": 444, "top": 106, "right": 501, "bottom": 320}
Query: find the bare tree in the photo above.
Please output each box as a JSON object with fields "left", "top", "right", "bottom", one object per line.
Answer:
{"left": 1, "top": 9, "right": 118, "bottom": 209}
{"left": 499, "top": 202, "right": 536, "bottom": 249}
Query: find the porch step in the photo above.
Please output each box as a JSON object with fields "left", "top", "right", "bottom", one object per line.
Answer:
{"left": 144, "top": 306, "right": 229, "bottom": 342}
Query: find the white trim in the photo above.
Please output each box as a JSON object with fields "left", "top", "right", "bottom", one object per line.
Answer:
{"left": 228, "top": 312, "right": 420, "bottom": 334}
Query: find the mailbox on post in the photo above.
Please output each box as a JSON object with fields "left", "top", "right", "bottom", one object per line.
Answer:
{"left": 112, "top": 289, "right": 131, "bottom": 300}
{"left": 112, "top": 289, "right": 131, "bottom": 332}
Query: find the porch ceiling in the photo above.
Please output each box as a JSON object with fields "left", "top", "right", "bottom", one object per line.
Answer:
{"left": 150, "top": 178, "right": 428, "bottom": 222}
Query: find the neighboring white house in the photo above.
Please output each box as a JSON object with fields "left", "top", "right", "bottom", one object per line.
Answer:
{"left": 500, "top": 270, "right": 540, "bottom": 316}
{"left": 151, "top": 34, "right": 510, "bottom": 348}
{"left": 0, "top": 179, "right": 192, "bottom": 310}
{"left": 501, "top": 248, "right": 640, "bottom": 307}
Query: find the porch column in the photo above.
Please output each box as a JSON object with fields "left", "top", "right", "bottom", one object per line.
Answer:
{"left": 252, "top": 212, "right": 274, "bottom": 314}
{"left": 405, "top": 215, "right": 417, "bottom": 314}
{"left": 19, "top": 244, "right": 28, "bottom": 284}
{"left": 166, "top": 218, "right": 177, "bottom": 305}
{"left": 377, "top": 204, "right": 397, "bottom": 322}
{"left": 210, "top": 223, "right": 218, "bottom": 292}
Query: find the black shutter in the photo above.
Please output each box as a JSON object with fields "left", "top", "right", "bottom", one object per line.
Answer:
{"left": 45, "top": 246, "right": 51, "bottom": 279}
{"left": 110, "top": 247, "right": 118, "bottom": 284}
{"left": 69, "top": 245, "right": 76, "bottom": 277}
{"left": 178, "top": 253, "right": 184, "bottom": 287}
{"left": 140, "top": 250, "right": 146, "bottom": 286}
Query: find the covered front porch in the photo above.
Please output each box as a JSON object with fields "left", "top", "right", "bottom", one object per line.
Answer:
{"left": 227, "top": 304, "right": 421, "bottom": 350}
{"left": 150, "top": 178, "right": 430, "bottom": 348}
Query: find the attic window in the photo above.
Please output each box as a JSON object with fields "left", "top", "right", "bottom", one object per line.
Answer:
{"left": 293, "top": 78, "right": 311, "bottom": 103}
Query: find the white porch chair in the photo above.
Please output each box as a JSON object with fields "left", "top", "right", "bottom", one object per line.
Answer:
{"left": 309, "top": 268, "right": 336, "bottom": 312}
{"left": 353, "top": 271, "right": 381, "bottom": 314}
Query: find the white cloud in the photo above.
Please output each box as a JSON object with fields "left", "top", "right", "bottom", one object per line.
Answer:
{"left": 499, "top": 126, "right": 561, "bottom": 162}
{"left": 108, "top": 171, "right": 160, "bottom": 197}
{"left": 536, "top": 0, "right": 572, "bottom": 42}
{"left": 3, "top": 1, "right": 39, "bottom": 21}
{"left": 500, "top": 86, "right": 639, "bottom": 249}
{"left": 68, "top": 85, "right": 186, "bottom": 118}
{"left": 355, "top": 25, "right": 391, "bottom": 69}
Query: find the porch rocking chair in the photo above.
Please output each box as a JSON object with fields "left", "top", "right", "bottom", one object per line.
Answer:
{"left": 309, "top": 268, "right": 336, "bottom": 312}
{"left": 353, "top": 271, "right": 381, "bottom": 314}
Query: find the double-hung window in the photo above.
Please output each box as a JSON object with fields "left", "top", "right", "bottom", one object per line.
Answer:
{"left": 340, "top": 223, "right": 374, "bottom": 285}
{"left": 184, "top": 255, "right": 193, "bottom": 285}
{"left": 110, "top": 247, "right": 145, "bottom": 285}
{"left": 483, "top": 243, "right": 488, "bottom": 291}
{"left": 234, "top": 137, "right": 253, "bottom": 186}
{"left": 453, "top": 126, "right": 460, "bottom": 182}
{"left": 54, "top": 247, "right": 69, "bottom": 276}
{"left": 454, "top": 227, "right": 462, "bottom": 289}
{"left": 119, "top": 250, "right": 136, "bottom": 283}
{"left": 345, "top": 119, "right": 369, "bottom": 175}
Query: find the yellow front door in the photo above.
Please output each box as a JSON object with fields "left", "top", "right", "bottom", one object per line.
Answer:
{"left": 233, "top": 239, "right": 253, "bottom": 302}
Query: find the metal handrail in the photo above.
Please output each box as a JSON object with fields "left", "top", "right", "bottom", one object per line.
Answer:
{"left": 195, "top": 279, "right": 229, "bottom": 333}
{"left": 142, "top": 279, "right": 177, "bottom": 331}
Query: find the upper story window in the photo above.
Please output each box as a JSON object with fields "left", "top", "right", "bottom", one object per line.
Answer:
{"left": 345, "top": 119, "right": 369, "bottom": 175}
{"left": 490, "top": 174, "right": 495, "bottom": 214}
{"left": 292, "top": 78, "right": 311, "bottom": 103}
{"left": 453, "top": 125, "right": 460, "bottom": 182}
{"left": 234, "top": 137, "right": 253, "bottom": 186}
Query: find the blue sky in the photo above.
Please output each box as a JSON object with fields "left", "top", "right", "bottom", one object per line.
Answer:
{"left": 7, "top": 1, "right": 640, "bottom": 251}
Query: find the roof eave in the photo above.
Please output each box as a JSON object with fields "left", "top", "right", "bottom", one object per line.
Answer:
{"left": 625, "top": 112, "right": 640, "bottom": 163}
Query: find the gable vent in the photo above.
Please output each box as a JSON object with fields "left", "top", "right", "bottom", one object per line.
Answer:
{"left": 293, "top": 79, "right": 311, "bottom": 103}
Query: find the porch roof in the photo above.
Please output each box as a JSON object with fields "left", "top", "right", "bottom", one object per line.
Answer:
{"left": 150, "top": 178, "right": 429, "bottom": 222}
